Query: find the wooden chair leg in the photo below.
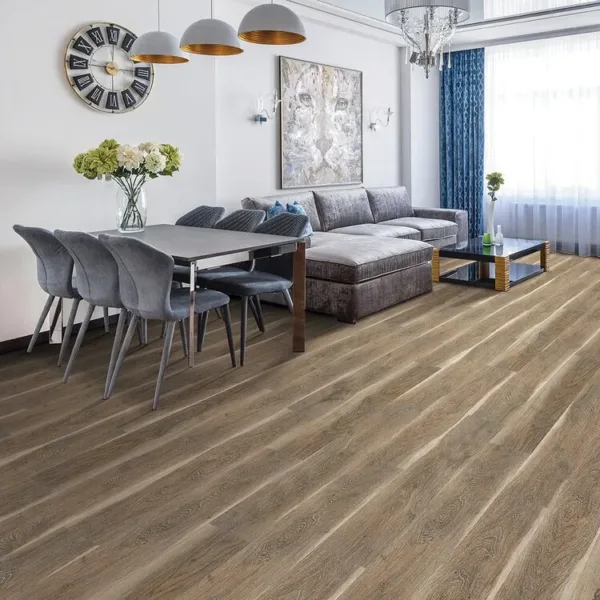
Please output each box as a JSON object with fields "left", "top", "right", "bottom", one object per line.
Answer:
{"left": 57, "top": 298, "right": 81, "bottom": 367}
{"left": 240, "top": 297, "right": 248, "bottom": 367}
{"left": 222, "top": 304, "right": 236, "bottom": 368}
{"left": 28, "top": 295, "right": 55, "bottom": 353}
{"left": 62, "top": 303, "right": 94, "bottom": 383}
{"left": 153, "top": 321, "right": 176, "bottom": 410}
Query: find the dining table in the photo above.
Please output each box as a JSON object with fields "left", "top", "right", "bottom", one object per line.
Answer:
{"left": 95, "top": 224, "right": 307, "bottom": 367}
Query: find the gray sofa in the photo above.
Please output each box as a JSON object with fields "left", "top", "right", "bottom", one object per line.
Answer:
{"left": 242, "top": 186, "right": 468, "bottom": 323}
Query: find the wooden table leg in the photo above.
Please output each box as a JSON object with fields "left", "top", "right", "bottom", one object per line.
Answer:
{"left": 292, "top": 241, "right": 306, "bottom": 353}
{"left": 188, "top": 260, "right": 196, "bottom": 367}
{"left": 432, "top": 248, "right": 440, "bottom": 283}
{"left": 495, "top": 256, "right": 510, "bottom": 292}
{"left": 541, "top": 241, "right": 550, "bottom": 272}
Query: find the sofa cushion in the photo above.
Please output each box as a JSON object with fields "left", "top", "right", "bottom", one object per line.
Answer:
{"left": 307, "top": 237, "right": 433, "bottom": 284}
{"left": 314, "top": 188, "right": 374, "bottom": 231}
{"left": 243, "top": 191, "right": 322, "bottom": 232}
{"left": 367, "top": 186, "right": 414, "bottom": 222}
{"left": 329, "top": 223, "right": 421, "bottom": 240}
{"left": 381, "top": 217, "right": 458, "bottom": 241}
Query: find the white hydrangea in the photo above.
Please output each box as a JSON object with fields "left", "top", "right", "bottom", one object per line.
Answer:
{"left": 144, "top": 150, "right": 167, "bottom": 174}
{"left": 138, "top": 141, "right": 161, "bottom": 155}
{"left": 116, "top": 144, "right": 144, "bottom": 171}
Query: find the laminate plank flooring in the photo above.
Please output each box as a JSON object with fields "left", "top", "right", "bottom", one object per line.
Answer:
{"left": 1, "top": 254, "right": 600, "bottom": 599}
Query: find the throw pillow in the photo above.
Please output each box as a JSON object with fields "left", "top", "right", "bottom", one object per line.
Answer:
{"left": 268, "top": 200, "right": 286, "bottom": 219}
{"left": 287, "top": 202, "right": 314, "bottom": 236}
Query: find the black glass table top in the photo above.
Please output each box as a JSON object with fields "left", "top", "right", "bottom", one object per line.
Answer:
{"left": 439, "top": 237, "right": 546, "bottom": 261}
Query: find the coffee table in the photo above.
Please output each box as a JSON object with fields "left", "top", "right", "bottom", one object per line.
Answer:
{"left": 432, "top": 237, "right": 550, "bottom": 292}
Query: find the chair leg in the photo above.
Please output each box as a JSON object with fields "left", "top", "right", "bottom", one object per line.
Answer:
{"left": 153, "top": 321, "right": 176, "bottom": 410}
{"left": 214, "top": 307, "right": 223, "bottom": 320}
{"left": 160, "top": 321, "right": 167, "bottom": 339}
{"left": 104, "top": 308, "right": 127, "bottom": 399}
{"left": 57, "top": 298, "right": 81, "bottom": 367}
{"left": 179, "top": 319, "right": 189, "bottom": 357}
{"left": 240, "top": 297, "right": 248, "bottom": 367}
{"left": 28, "top": 295, "right": 55, "bottom": 353}
{"left": 249, "top": 296, "right": 263, "bottom": 332}
{"left": 106, "top": 315, "right": 139, "bottom": 398}
{"left": 103, "top": 307, "right": 110, "bottom": 333}
{"left": 62, "top": 303, "right": 94, "bottom": 383}
{"left": 282, "top": 289, "right": 294, "bottom": 313}
{"left": 49, "top": 298, "right": 63, "bottom": 340}
{"left": 222, "top": 304, "right": 236, "bottom": 368}
{"left": 197, "top": 312, "right": 209, "bottom": 352}
{"left": 136, "top": 318, "right": 148, "bottom": 346}
{"left": 251, "top": 296, "right": 265, "bottom": 333}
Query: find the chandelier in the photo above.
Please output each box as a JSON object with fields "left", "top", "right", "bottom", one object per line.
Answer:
{"left": 385, "top": 0, "right": 471, "bottom": 78}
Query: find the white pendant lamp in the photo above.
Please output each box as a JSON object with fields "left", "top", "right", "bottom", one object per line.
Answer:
{"left": 238, "top": 0, "right": 306, "bottom": 45}
{"left": 180, "top": 0, "right": 243, "bottom": 56}
{"left": 130, "top": 0, "right": 189, "bottom": 64}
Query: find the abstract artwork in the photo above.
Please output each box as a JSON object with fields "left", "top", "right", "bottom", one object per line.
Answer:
{"left": 280, "top": 56, "right": 363, "bottom": 189}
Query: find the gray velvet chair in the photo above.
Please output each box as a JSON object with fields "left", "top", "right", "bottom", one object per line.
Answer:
{"left": 13, "top": 224, "right": 82, "bottom": 366}
{"left": 54, "top": 230, "right": 137, "bottom": 394}
{"left": 176, "top": 205, "right": 225, "bottom": 228}
{"left": 197, "top": 213, "right": 308, "bottom": 366}
{"left": 100, "top": 234, "right": 235, "bottom": 409}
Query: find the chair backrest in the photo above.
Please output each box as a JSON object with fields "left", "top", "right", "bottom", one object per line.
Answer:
{"left": 253, "top": 213, "right": 309, "bottom": 279}
{"left": 13, "top": 224, "right": 76, "bottom": 298}
{"left": 176, "top": 205, "right": 226, "bottom": 228}
{"left": 214, "top": 209, "right": 265, "bottom": 232}
{"left": 99, "top": 234, "right": 175, "bottom": 320}
{"left": 54, "top": 230, "right": 121, "bottom": 308}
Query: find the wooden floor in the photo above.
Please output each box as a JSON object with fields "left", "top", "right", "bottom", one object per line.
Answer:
{"left": 1, "top": 254, "right": 600, "bottom": 599}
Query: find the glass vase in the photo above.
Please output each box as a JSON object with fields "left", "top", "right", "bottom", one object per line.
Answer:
{"left": 116, "top": 183, "right": 147, "bottom": 233}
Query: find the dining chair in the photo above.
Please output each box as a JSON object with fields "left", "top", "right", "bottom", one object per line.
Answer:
{"left": 54, "top": 230, "right": 138, "bottom": 394}
{"left": 175, "top": 205, "right": 225, "bottom": 228}
{"left": 196, "top": 213, "right": 308, "bottom": 366}
{"left": 13, "top": 225, "right": 82, "bottom": 366}
{"left": 100, "top": 234, "right": 236, "bottom": 409}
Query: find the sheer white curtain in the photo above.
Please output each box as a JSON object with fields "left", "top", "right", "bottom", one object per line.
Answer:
{"left": 484, "top": 0, "right": 592, "bottom": 19}
{"left": 485, "top": 32, "right": 600, "bottom": 256}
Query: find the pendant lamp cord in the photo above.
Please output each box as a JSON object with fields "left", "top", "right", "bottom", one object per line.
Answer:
{"left": 157, "top": 0, "right": 161, "bottom": 31}
{"left": 211, "top": 0, "right": 214, "bottom": 18}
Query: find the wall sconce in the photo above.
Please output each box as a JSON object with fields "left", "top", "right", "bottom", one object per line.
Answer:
{"left": 255, "top": 90, "right": 281, "bottom": 125}
{"left": 369, "top": 107, "right": 393, "bottom": 132}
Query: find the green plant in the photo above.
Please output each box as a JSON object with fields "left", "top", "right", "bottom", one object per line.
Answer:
{"left": 486, "top": 172, "right": 505, "bottom": 202}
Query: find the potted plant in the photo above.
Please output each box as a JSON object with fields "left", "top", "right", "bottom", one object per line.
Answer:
{"left": 73, "top": 139, "right": 183, "bottom": 233}
{"left": 484, "top": 171, "right": 505, "bottom": 245}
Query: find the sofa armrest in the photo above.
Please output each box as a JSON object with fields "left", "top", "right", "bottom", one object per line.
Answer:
{"left": 413, "top": 207, "right": 469, "bottom": 245}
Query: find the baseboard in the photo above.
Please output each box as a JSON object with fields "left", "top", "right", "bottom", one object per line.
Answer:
{"left": 0, "top": 314, "right": 121, "bottom": 356}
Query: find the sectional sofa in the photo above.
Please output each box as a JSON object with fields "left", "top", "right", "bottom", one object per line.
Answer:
{"left": 242, "top": 187, "right": 468, "bottom": 323}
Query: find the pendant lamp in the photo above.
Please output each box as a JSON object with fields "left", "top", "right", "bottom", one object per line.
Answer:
{"left": 238, "top": 0, "right": 306, "bottom": 45}
{"left": 130, "top": 0, "right": 189, "bottom": 64}
{"left": 180, "top": 0, "right": 243, "bottom": 56}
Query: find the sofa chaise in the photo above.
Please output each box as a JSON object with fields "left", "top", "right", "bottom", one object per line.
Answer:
{"left": 242, "top": 187, "right": 468, "bottom": 323}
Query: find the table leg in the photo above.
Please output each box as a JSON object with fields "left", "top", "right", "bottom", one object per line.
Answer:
{"left": 292, "top": 241, "right": 306, "bottom": 353}
{"left": 188, "top": 261, "right": 196, "bottom": 367}
{"left": 495, "top": 256, "right": 510, "bottom": 292}
{"left": 432, "top": 248, "right": 440, "bottom": 283}
{"left": 478, "top": 261, "right": 490, "bottom": 279}
{"left": 541, "top": 241, "right": 550, "bottom": 272}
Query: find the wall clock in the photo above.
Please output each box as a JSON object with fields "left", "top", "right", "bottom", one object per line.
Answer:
{"left": 65, "top": 23, "right": 155, "bottom": 114}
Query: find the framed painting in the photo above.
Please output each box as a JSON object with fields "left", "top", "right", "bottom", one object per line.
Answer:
{"left": 279, "top": 56, "right": 363, "bottom": 189}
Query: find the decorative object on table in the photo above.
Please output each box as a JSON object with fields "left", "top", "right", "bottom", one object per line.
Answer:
{"left": 130, "top": 0, "right": 189, "bottom": 64}
{"left": 65, "top": 23, "right": 154, "bottom": 113}
{"left": 369, "top": 107, "right": 393, "bottom": 132}
{"left": 73, "top": 139, "right": 183, "bottom": 233}
{"left": 238, "top": 0, "right": 306, "bottom": 45}
{"left": 180, "top": 0, "right": 243, "bottom": 56}
{"left": 495, "top": 225, "right": 504, "bottom": 246}
{"left": 280, "top": 56, "right": 363, "bottom": 189}
{"left": 485, "top": 171, "right": 504, "bottom": 244}
{"left": 255, "top": 90, "right": 281, "bottom": 124}
{"left": 482, "top": 232, "right": 493, "bottom": 247}
{"left": 385, "top": 0, "right": 471, "bottom": 78}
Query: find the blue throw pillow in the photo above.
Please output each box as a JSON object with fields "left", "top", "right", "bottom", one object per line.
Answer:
{"left": 287, "top": 202, "right": 314, "bottom": 236}
{"left": 268, "top": 200, "right": 286, "bottom": 219}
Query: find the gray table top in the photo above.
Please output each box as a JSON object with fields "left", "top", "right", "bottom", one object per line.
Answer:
{"left": 95, "top": 224, "right": 303, "bottom": 263}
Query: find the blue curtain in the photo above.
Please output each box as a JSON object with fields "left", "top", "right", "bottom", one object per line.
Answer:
{"left": 440, "top": 49, "right": 485, "bottom": 239}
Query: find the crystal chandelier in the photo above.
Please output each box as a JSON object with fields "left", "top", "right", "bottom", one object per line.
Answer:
{"left": 385, "top": 0, "right": 471, "bottom": 78}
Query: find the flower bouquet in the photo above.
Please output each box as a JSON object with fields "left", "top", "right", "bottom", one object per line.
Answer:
{"left": 73, "top": 139, "right": 183, "bottom": 232}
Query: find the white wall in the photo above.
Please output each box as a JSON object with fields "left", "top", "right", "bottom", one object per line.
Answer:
{"left": 0, "top": 0, "right": 404, "bottom": 343}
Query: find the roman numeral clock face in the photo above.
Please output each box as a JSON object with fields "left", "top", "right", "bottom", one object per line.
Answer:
{"left": 65, "top": 23, "right": 154, "bottom": 114}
